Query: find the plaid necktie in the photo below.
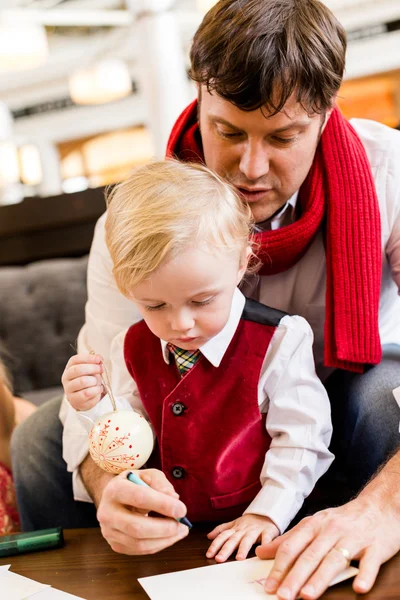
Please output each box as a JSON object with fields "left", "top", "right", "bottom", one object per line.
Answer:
{"left": 167, "top": 343, "right": 201, "bottom": 376}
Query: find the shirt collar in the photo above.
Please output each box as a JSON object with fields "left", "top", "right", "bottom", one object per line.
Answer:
{"left": 253, "top": 190, "right": 299, "bottom": 232}
{"left": 160, "top": 287, "right": 245, "bottom": 368}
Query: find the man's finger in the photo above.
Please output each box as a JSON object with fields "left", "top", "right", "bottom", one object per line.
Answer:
{"left": 353, "top": 546, "right": 381, "bottom": 595}
{"left": 298, "top": 543, "right": 355, "bottom": 600}
{"left": 274, "top": 535, "right": 340, "bottom": 599}
{"left": 105, "top": 523, "right": 189, "bottom": 555}
{"left": 111, "top": 508, "right": 188, "bottom": 540}
{"left": 256, "top": 532, "right": 288, "bottom": 559}
{"left": 103, "top": 475, "right": 187, "bottom": 520}
{"left": 138, "top": 469, "right": 178, "bottom": 496}
{"left": 262, "top": 519, "right": 317, "bottom": 593}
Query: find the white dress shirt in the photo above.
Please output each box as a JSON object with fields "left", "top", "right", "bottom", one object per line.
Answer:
{"left": 65, "top": 288, "right": 333, "bottom": 533}
{"left": 60, "top": 118, "right": 400, "bottom": 524}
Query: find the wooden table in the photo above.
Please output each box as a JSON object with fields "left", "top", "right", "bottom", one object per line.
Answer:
{"left": 1, "top": 527, "right": 399, "bottom": 599}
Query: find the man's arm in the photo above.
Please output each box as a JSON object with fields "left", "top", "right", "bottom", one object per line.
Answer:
{"left": 257, "top": 449, "right": 400, "bottom": 599}
{"left": 78, "top": 213, "right": 141, "bottom": 367}
{"left": 80, "top": 454, "right": 113, "bottom": 507}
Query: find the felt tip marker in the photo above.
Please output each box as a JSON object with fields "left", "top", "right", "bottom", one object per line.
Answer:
{"left": 126, "top": 471, "right": 193, "bottom": 529}
{"left": 0, "top": 527, "right": 64, "bottom": 557}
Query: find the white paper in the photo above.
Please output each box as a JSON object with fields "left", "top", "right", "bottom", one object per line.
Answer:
{"left": 138, "top": 556, "right": 358, "bottom": 600}
{"left": 0, "top": 564, "right": 85, "bottom": 600}
{"left": 0, "top": 564, "right": 11, "bottom": 574}
{"left": 0, "top": 567, "right": 49, "bottom": 600}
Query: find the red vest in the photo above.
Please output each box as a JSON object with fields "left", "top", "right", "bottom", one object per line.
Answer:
{"left": 124, "top": 299, "right": 285, "bottom": 522}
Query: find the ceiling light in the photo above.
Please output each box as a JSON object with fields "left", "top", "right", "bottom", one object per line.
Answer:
{"left": 69, "top": 59, "right": 132, "bottom": 105}
{"left": 0, "top": 20, "right": 48, "bottom": 72}
{"left": 0, "top": 141, "right": 20, "bottom": 185}
{"left": 19, "top": 144, "right": 43, "bottom": 186}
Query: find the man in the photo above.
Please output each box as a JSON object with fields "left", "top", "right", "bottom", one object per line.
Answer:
{"left": 12, "top": 1, "right": 400, "bottom": 599}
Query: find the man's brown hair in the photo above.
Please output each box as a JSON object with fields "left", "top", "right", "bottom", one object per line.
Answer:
{"left": 190, "top": 0, "right": 347, "bottom": 115}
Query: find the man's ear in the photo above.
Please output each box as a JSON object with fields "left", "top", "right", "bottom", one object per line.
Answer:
{"left": 321, "top": 97, "right": 337, "bottom": 133}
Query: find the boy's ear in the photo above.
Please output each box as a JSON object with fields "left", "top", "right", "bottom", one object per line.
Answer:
{"left": 236, "top": 246, "right": 252, "bottom": 284}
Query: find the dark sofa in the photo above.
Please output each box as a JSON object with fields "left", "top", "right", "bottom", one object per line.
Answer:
{"left": 0, "top": 255, "right": 88, "bottom": 405}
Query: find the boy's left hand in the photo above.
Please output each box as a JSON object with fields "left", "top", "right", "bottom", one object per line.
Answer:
{"left": 206, "top": 514, "right": 279, "bottom": 562}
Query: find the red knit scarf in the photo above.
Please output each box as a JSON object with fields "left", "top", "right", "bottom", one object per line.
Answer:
{"left": 166, "top": 100, "right": 382, "bottom": 372}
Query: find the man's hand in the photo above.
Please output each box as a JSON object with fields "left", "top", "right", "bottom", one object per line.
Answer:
{"left": 256, "top": 492, "right": 400, "bottom": 599}
{"left": 206, "top": 514, "right": 279, "bottom": 563}
{"left": 97, "top": 468, "right": 190, "bottom": 555}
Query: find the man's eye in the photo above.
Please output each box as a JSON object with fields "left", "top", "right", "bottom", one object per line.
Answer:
{"left": 218, "top": 129, "right": 242, "bottom": 139}
{"left": 272, "top": 136, "right": 297, "bottom": 145}
{"left": 145, "top": 304, "right": 165, "bottom": 311}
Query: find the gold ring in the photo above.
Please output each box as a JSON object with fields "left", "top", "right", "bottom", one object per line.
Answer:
{"left": 334, "top": 547, "right": 351, "bottom": 563}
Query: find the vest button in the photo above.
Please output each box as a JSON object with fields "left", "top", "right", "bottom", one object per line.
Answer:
{"left": 171, "top": 402, "right": 186, "bottom": 416}
{"left": 172, "top": 467, "right": 185, "bottom": 479}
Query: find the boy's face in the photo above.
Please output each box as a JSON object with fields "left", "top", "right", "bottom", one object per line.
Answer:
{"left": 129, "top": 246, "right": 248, "bottom": 350}
{"left": 199, "top": 87, "right": 330, "bottom": 223}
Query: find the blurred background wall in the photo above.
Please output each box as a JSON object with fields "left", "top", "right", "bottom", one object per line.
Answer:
{"left": 0, "top": 0, "right": 400, "bottom": 265}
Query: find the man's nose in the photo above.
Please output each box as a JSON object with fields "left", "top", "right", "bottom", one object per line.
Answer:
{"left": 239, "top": 140, "right": 270, "bottom": 181}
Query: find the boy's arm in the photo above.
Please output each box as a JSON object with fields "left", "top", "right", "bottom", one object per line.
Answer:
{"left": 244, "top": 314, "right": 333, "bottom": 533}
{"left": 61, "top": 329, "right": 148, "bottom": 503}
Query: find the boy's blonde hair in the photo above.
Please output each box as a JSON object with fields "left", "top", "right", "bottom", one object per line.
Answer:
{"left": 105, "top": 160, "right": 255, "bottom": 297}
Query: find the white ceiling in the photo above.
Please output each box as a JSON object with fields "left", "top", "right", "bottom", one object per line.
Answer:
{"left": 1, "top": 0, "right": 400, "bottom": 145}
{"left": 0, "top": 0, "right": 200, "bottom": 110}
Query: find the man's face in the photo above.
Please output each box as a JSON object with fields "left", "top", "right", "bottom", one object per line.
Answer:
{"left": 199, "top": 87, "right": 328, "bottom": 223}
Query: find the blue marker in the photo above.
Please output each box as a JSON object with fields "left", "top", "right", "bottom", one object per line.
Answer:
{"left": 126, "top": 471, "right": 193, "bottom": 529}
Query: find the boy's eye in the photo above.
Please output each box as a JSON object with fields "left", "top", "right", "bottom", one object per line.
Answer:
{"left": 145, "top": 304, "right": 165, "bottom": 311}
{"left": 192, "top": 297, "right": 214, "bottom": 306}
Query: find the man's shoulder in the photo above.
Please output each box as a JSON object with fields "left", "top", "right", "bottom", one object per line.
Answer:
{"left": 350, "top": 118, "right": 400, "bottom": 167}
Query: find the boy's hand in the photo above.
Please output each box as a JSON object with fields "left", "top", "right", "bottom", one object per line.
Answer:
{"left": 206, "top": 514, "right": 279, "bottom": 563}
{"left": 62, "top": 353, "right": 105, "bottom": 411}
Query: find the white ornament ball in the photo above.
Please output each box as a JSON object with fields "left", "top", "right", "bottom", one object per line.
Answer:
{"left": 88, "top": 410, "right": 154, "bottom": 474}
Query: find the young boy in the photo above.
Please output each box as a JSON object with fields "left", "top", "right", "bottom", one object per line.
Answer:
{"left": 62, "top": 160, "right": 333, "bottom": 562}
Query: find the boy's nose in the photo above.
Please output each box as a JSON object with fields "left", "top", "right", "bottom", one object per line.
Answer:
{"left": 171, "top": 310, "right": 195, "bottom": 333}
